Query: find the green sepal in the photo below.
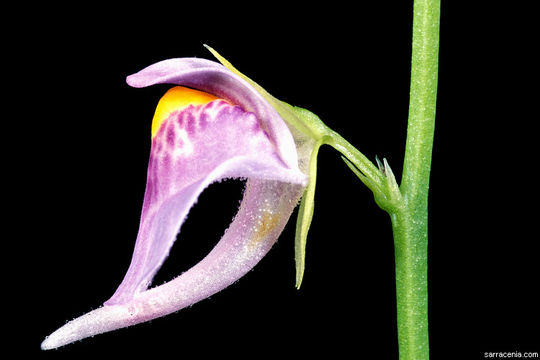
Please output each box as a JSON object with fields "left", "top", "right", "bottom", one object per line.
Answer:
{"left": 294, "top": 139, "right": 322, "bottom": 288}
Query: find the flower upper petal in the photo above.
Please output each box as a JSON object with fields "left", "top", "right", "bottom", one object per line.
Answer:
{"left": 126, "top": 58, "right": 299, "bottom": 170}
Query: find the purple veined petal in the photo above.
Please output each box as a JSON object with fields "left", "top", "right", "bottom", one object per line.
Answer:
{"left": 126, "top": 58, "right": 299, "bottom": 171}
{"left": 105, "top": 99, "right": 306, "bottom": 305}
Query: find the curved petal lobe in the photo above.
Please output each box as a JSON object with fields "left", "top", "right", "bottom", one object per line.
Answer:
{"left": 41, "top": 180, "right": 303, "bottom": 350}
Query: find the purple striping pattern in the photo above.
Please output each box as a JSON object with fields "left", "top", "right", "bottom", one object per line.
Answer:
{"left": 104, "top": 98, "right": 304, "bottom": 305}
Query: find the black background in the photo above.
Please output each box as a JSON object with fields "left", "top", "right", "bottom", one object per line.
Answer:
{"left": 9, "top": 1, "right": 537, "bottom": 358}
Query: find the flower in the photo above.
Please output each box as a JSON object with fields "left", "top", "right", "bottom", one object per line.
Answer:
{"left": 41, "top": 53, "right": 315, "bottom": 350}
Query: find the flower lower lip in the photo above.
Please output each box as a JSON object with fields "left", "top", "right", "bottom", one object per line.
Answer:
{"left": 41, "top": 180, "right": 305, "bottom": 350}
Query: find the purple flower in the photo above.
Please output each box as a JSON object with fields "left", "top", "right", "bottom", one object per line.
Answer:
{"left": 41, "top": 56, "right": 312, "bottom": 349}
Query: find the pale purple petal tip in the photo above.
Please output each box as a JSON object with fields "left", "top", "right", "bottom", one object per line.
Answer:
{"left": 42, "top": 179, "right": 304, "bottom": 349}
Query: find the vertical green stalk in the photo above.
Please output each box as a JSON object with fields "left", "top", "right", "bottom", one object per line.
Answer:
{"left": 392, "top": 0, "right": 440, "bottom": 359}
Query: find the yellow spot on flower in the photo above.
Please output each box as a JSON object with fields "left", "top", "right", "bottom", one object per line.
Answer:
{"left": 151, "top": 86, "right": 218, "bottom": 138}
{"left": 250, "top": 211, "right": 280, "bottom": 249}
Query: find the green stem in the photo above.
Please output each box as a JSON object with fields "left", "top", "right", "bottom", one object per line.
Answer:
{"left": 323, "top": 4, "right": 439, "bottom": 359}
{"left": 392, "top": 0, "right": 440, "bottom": 359}
{"left": 401, "top": 0, "right": 440, "bottom": 203}
{"left": 392, "top": 208, "right": 430, "bottom": 360}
